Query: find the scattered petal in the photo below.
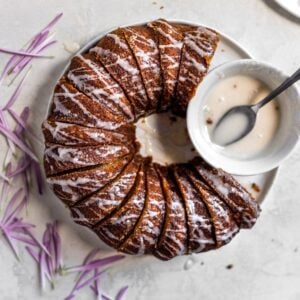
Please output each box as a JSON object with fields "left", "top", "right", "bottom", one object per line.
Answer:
{"left": 115, "top": 286, "right": 129, "bottom": 300}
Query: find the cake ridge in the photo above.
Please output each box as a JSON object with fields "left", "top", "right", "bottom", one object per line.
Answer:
{"left": 93, "top": 158, "right": 150, "bottom": 248}
{"left": 90, "top": 28, "right": 151, "bottom": 118}
{"left": 67, "top": 53, "right": 135, "bottom": 121}
{"left": 71, "top": 154, "right": 143, "bottom": 228}
{"left": 118, "top": 162, "right": 166, "bottom": 255}
{"left": 172, "top": 164, "right": 216, "bottom": 253}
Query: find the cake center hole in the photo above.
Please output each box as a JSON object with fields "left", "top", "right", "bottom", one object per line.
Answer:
{"left": 135, "top": 112, "right": 197, "bottom": 165}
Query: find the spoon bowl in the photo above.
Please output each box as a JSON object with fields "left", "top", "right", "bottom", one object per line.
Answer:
{"left": 213, "top": 105, "right": 257, "bottom": 146}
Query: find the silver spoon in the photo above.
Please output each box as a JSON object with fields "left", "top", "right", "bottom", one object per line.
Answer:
{"left": 213, "top": 67, "right": 300, "bottom": 146}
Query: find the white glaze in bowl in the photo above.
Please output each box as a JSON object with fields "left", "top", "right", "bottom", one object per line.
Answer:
{"left": 187, "top": 59, "right": 300, "bottom": 175}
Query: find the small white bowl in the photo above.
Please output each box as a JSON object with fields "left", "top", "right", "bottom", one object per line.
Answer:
{"left": 187, "top": 59, "right": 300, "bottom": 175}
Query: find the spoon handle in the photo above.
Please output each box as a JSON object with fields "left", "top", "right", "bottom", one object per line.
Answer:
{"left": 253, "top": 67, "right": 300, "bottom": 111}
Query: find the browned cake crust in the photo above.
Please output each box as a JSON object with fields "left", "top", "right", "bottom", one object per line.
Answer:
{"left": 191, "top": 157, "right": 260, "bottom": 229}
{"left": 123, "top": 25, "right": 162, "bottom": 112}
{"left": 172, "top": 164, "right": 215, "bottom": 253}
{"left": 147, "top": 20, "right": 196, "bottom": 111}
{"left": 153, "top": 166, "right": 187, "bottom": 260}
{"left": 67, "top": 53, "right": 134, "bottom": 121}
{"left": 47, "top": 155, "right": 133, "bottom": 207}
{"left": 70, "top": 155, "right": 143, "bottom": 228}
{"left": 42, "top": 120, "right": 135, "bottom": 147}
{"left": 90, "top": 28, "right": 150, "bottom": 118}
{"left": 93, "top": 159, "right": 150, "bottom": 248}
{"left": 173, "top": 27, "right": 219, "bottom": 116}
{"left": 49, "top": 78, "right": 127, "bottom": 130}
{"left": 119, "top": 163, "right": 166, "bottom": 254}
{"left": 187, "top": 170, "right": 239, "bottom": 247}
{"left": 44, "top": 142, "right": 135, "bottom": 177}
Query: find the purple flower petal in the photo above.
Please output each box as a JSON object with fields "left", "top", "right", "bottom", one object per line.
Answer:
{"left": 26, "top": 245, "right": 39, "bottom": 263}
{"left": 0, "top": 123, "right": 38, "bottom": 161}
{"left": 0, "top": 13, "right": 62, "bottom": 85}
{"left": 115, "top": 286, "right": 129, "bottom": 300}
{"left": 67, "top": 255, "right": 125, "bottom": 273}
{"left": 14, "top": 106, "right": 30, "bottom": 136}
{"left": 7, "top": 108, "right": 40, "bottom": 142}
{"left": 0, "top": 172, "right": 9, "bottom": 182}
{"left": 75, "top": 270, "right": 106, "bottom": 293}
{"left": 1, "top": 188, "right": 24, "bottom": 224}
{"left": 0, "top": 48, "right": 53, "bottom": 58}
{"left": 2, "top": 67, "right": 30, "bottom": 111}
{"left": 0, "top": 110, "right": 16, "bottom": 153}
{"left": 1, "top": 228, "right": 20, "bottom": 259}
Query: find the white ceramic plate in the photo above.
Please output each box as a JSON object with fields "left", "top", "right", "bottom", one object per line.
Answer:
{"left": 274, "top": 0, "right": 300, "bottom": 18}
{"left": 47, "top": 20, "right": 278, "bottom": 204}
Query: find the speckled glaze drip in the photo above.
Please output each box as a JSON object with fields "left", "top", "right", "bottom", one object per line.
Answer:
{"left": 90, "top": 28, "right": 150, "bottom": 118}
{"left": 174, "top": 27, "right": 219, "bottom": 115}
{"left": 119, "top": 164, "right": 165, "bottom": 255}
{"left": 192, "top": 158, "right": 260, "bottom": 228}
{"left": 173, "top": 165, "right": 215, "bottom": 253}
{"left": 50, "top": 78, "right": 125, "bottom": 130}
{"left": 47, "top": 156, "right": 132, "bottom": 207}
{"left": 68, "top": 54, "right": 134, "bottom": 120}
{"left": 44, "top": 143, "right": 132, "bottom": 176}
{"left": 154, "top": 168, "right": 187, "bottom": 260}
{"left": 188, "top": 172, "right": 239, "bottom": 247}
{"left": 94, "top": 160, "right": 148, "bottom": 248}
{"left": 123, "top": 26, "right": 162, "bottom": 111}
{"left": 148, "top": 19, "right": 192, "bottom": 110}
{"left": 42, "top": 120, "right": 135, "bottom": 146}
{"left": 70, "top": 155, "right": 142, "bottom": 228}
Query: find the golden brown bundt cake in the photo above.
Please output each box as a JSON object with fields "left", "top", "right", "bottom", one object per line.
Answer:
{"left": 153, "top": 166, "right": 188, "bottom": 260}
{"left": 119, "top": 163, "right": 165, "bottom": 255}
{"left": 70, "top": 154, "right": 143, "bottom": 228}
{"left": 90, "top": 28, "right": 149, "bottom": 118}
{"left": 49, "top": 77, "right": 128, "bottom": 130}
{"left": 42, "top": 120, "right": 135, "bottom": 147}
{"left": 43, "top": 19, "right": 260, "bottom": 261}
{"left": 67, "top": 53, "right": 134, "bottom": 121}
{"left": 93, "top": 159, "right": 150, "bottom": 248}
{"left": 148, "top": 19, "right": 194, "bottom": 111}
{"left": 47, "top": 155, "right": 134, "bottom": 206}
{"left": 172, "top": 164, "right": 215, "bottom": 253}
{"left": 174, "top": 27, "right": 219, "bottom": 115}
{"left": 44, "top": 142, "right": 135, "bottom": 176}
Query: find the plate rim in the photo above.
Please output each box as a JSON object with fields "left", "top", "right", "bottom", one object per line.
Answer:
{"left": 274, "top": 0, "right": 300, "bottom": 19}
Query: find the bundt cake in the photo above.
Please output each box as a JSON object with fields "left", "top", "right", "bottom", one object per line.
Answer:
{"left": 43, "top": 19, "right": 261, "bottom": 261}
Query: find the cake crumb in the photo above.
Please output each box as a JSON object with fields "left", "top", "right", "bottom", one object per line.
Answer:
{"left": 233, "top": 84, "right": 237, "bottom": 89}
{"left": 160, "top": 5, "right": 164, "bottom": 9}
{"left": 190, "top": 147, "right": 196, "bottom": 152}
{"left": 141, "top": 118, "right": 146, "bottom": 124}
{"left": 221, "top": 48, "right": 225, "bottom": 52}
{"left": 169, "top": 116, "right": 178, "bottom": 123}
{"left": 251, "top": 183, "right": 260, "bottom": 193}
{"left": 275, "top": 104, "right": 280, "bottom": 111}
{"left": 226, "top": 264, "right": 234, "bottom": 270}
{"left": 152, "top": 1, "right": 157, "bottom": 4}
{"left": 206, "top": 117, "right": 213, "bottom": 125}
